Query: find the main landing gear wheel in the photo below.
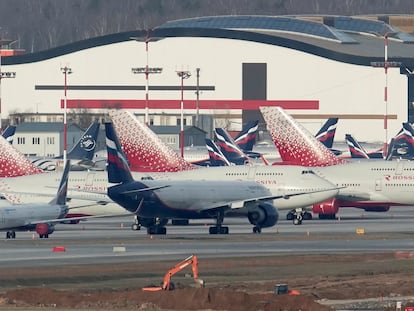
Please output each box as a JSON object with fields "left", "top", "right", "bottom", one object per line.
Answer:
{"left": 6, "top": 231, "right": 16, "bottom": 239}
{"left": 131, "top": 223, "right": 141, "bottom": 231}
{"left": 147, "top": 225, "right": 167, "bottom": 235}
{"left": 209, "top": 209, "right": 229, "bottom": 234}
{"left": 253, "top": 226, "right": 262, "bottom": 233}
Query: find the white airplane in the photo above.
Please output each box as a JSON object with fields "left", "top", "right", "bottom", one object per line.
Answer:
{"left": 260, "top": 106, "right": 414, "bottom": 220}
{"left": 0, "top": 111, "right": 339, "bottom": 231}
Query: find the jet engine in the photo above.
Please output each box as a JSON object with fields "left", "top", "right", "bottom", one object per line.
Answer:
{"left": 312, "top": 198, "right": 339, "bottom": 219}
{"left": 247, "top": 202, "right": 279, "bottom": 231}
{"left": 35, "top": 223, "right": 55, "bottom": 238}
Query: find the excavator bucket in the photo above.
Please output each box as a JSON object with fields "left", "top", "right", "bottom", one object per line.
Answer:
{"left": 194, "top": 278, "right": 205, "bottom": 288}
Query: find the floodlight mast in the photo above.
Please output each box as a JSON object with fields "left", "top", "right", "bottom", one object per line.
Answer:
{"left": 370, "top": 31, "right": 401, "bottom": 158}
{"left": 61, "top": 66, "right": 72, "bottom": 164}
{"left": 131, "top": 32, "right": 162, "bottom": 126}
{"left": 176, "top": 70, "right": 191, "bottom": 157}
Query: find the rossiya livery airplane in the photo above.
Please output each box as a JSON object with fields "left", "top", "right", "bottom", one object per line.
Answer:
{"left": 260, "top": 106, "right": 414, "bottom": 220}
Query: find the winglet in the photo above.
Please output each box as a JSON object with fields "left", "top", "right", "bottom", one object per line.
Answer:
{"left": 2, "top": 125, "right": 16, "bottom": 144}
{"left": 215, "top": 128, "right": 251, "bottom": 165}
{"left": 205, "top": 138, "right": 230, "bottom": 166}
{"left": 109, "top": 110, "right": 195, "bottom": 172}
{"left": 260, "top": 106, "right": 346, "bottom": 167}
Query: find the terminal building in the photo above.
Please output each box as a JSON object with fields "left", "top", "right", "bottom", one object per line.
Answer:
{"left": 2, "top": 15, "right": 414, "bottom": 143}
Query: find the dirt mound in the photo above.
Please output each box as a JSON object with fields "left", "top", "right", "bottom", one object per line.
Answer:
{"left": 1, "top": 286, "right": 332, "bottom": 311}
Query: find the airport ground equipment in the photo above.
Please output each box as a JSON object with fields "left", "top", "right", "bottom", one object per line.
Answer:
{"left": 142, "top": 255, "right": 204, "bottom": 291}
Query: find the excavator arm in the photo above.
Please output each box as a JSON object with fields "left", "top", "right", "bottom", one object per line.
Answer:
{"left": 143, "top": 255, "right": 204, "bottom": 291}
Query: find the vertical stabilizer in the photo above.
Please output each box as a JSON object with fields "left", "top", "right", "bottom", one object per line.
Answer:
{"left": 345, "top": 134, "right": 370, "bottom": 159}
{"left": 2, "top": 125, "right": 16, "bottom": 144}
{"left": 205, "top": 138, "right": 230, "bottom": 166}
{"left": 66, "top": 122, "right": 100, "bottom": 161}
{"left": 49, "top": 160, "right": 70, "bottom": 205}
{"left": 109, "top": 110, "right": 194, "bottom": 172}
{"left": 0, "top": 135, "right": 43, "bottom": 177}
{"left": 215, "top": 128, "right": 251, "bottom": 165}
{"left": 234, "top": 120, "right": 258, "bottom": 152}
{"left": 260, "top": 106, "right": 346, "bottom": 166}
{"left": 314, "top": 118, "right": 338, "bottom": 149}
{"left": 105, "top": 122, "right": 134, "bottom": 184}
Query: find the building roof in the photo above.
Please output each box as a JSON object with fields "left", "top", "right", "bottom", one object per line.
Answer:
{"left": 16, "top": 122, "right": 82, "bottom": 133}
{"left": 3, "top": 14, "right": 414, "bottom": 69}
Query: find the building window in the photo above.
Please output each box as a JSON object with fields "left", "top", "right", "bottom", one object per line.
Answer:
{"left": 17, "top": 137, "right": 25, "bottom": 144}
{"left": 47, "top": 137, "right": 55, "bottom": 144}
{"left": 32, "top": 137, "right": 40, "bottom": 144}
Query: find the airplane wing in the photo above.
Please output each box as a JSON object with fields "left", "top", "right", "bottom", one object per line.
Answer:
{"left": 25, "top": 212, "right": 135, "bottom": 226}
{"left": 336, "top": 191, "right": 371, "bottom": 202}
{"left": 202, "top": 187, "right": 341, "bottom": 211}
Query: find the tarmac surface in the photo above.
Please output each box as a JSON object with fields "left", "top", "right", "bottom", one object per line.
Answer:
{"left": 1, "top": 207, "right": 414, "bottom": 310}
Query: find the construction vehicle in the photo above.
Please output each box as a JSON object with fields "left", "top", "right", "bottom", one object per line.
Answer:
{"left": 142, "top": 254, "right": 205, "bottom": 291}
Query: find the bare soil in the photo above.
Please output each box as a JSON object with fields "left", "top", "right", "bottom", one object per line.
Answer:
{"left": 1, "top": 252, "right": 414, "bottom": 310}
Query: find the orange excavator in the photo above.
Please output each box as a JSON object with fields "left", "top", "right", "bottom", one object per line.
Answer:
{"left": 142, "top": 254, "right": 205, "bottom": 291}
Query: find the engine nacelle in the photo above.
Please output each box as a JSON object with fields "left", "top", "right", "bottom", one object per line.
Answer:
{"left": 247, "top": 202, "right": 279, "bottom": 228}
{"left": 35, "top": 223, "right": 55, "bottom": 236}
{"left": 312, "top": 198, "right": 339, "bottom": 215}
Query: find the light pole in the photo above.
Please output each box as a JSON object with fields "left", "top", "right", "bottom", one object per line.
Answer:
{"left": 176, "top": 70, "right": 191, "bottom": 157}
{"left": 60, "top": 66, "right": 72, "bottom": 164}
{"left": 0, "top": 51, "right": 16, "bottom": 131}
{"left": 131, "top": 32, "right": 162, "bottom": 126}
{"left": 371, "top": 31, "right": 401, "bottom": 157}
{"left": 195, "top": 68, "right": 200, "bottom": 128}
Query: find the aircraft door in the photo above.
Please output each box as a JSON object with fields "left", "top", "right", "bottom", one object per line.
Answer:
{"left": 85, "top": 172, "right": 95, "bottom": 186}
{"left": 375, "top": 178, "right": 382, "bottom": 191}
{"left": 248, "top": 167, "right": 256, "bottom": 180}
{"left": 395, "top": 161, "right": 404, "bottom": 175}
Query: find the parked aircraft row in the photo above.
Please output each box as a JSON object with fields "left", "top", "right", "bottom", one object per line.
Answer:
{"left": 2, "top": 107, "right": 414, "bottom": 238}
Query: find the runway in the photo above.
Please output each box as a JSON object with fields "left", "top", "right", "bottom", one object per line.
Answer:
{"left": 1, "top": 206, "right": 414, "bottom": 269}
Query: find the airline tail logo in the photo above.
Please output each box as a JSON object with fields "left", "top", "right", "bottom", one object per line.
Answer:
{"left": 80, "top": 134, "right": 96, "bottom": 151}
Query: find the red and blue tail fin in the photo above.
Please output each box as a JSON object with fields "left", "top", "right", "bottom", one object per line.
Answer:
{"left": 2, "top": 125, "right": 16, "bottom": 144}
{"left": 109, "top": 110, "right": 194, "bottom": 172}
{"left": 215, "top": 127, "right": 251, "bottom": 165}
{"left": 234, "top": 120, "right": 258, "bottom": 152}
{"left": 345, "top": 134, "right": 370, "bottom": 159}
{"left": 105, "top": 122, "right": 134, "bottom": 184}
{"left": 314, "top": 118, "right": 338, "bottom": 149}
{"left": 205, "top": 138, "right": 230, "bottom": 166}
{"left": 346, "top": 134, "right": 383, "bottom": 159}
{"left": 260, "top": 106, "right": 346, "bottom": 167}
{"left": 391, "top": 122, "right": 414, "bottom": 159}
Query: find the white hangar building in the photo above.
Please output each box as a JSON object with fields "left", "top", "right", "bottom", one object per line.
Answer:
{"left": 2, "top": 15, "right": 414, "bottom": 143}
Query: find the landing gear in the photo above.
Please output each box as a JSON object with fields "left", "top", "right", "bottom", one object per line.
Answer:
{"left": 131, "top": 215, "right": 141, "bottom": 231}
{"left": 6, "top": 231, "right": 16, "bottom": 239}
{"left": 141, "top": 217, "right": 169, "bottom": 235}
{"left": 286, "top": 208, "right": 312, "bottom": 225}
{"left": 147, "top": 225, "right": 167, "bottom": 235}
{"left": 209, "top": 209, "right": 229, "bottom": 234}
{"left": 253, "top": 226, "right": 262, "bottom": 233}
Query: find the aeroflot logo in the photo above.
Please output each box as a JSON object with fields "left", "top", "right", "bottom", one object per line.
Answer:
{"left": 384, "top": 175, "right": 414, "bottom": 181}
{"left": 80, "top": 135, "right": 96, "bottom": 151}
